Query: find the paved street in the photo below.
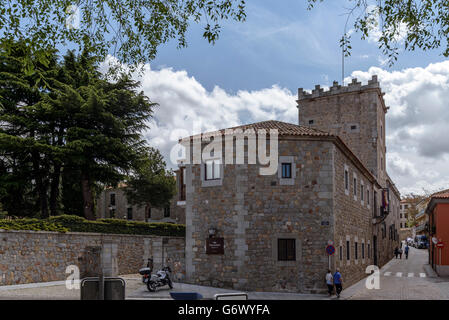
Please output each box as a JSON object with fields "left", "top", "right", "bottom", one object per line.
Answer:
{"left": 341, "top": 245, "right": 449, "bottom": 300}
{"left": 1, "top": 246, "right": 448, "bottom": 300}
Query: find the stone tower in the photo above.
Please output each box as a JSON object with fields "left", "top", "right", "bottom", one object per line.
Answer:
{"left": 297, "top": 75, "right": 388, "bottom": 183}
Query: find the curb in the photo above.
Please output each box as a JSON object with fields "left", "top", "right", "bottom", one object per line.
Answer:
{"left": 0, "top": 280, "right": 70, "bottom": 291}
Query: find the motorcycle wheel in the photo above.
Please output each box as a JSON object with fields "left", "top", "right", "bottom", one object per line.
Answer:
{"left": 147, "top": 281, "right": 157, "bottom": 292}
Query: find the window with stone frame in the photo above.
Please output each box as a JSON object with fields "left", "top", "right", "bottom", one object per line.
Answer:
{"left": 339, "top": 246, "right": 343, "bottom": 261}
{"left": 346, "top": 240, "right": 350, "bottom": 260}
{"left": 368, "top": 243, "right": 371, "bottom": 258}
{"left": 355, "top": 242, "right": 358, "bottom": 260}
{"left": 353, "top": 176, "right": 357, "bottom": 198}
{"left": 367, "top": 189, "right": 370, "bottom": 206}
{"left": 110, "top": 193, "right": 116, "bottom": 206}
{"left": 205, "top": 159, "right": 221, "bottom": 180}
{"left": 361, "top": 182, "right": 364, "bottom": 202}
{"left": 281, "top": 163, "right": 292, "bottom": 179}
{"left": 277, "top": 239, "right": 296, "bottom": 261}
{"left": 127, "top": 207, "right": 133, "bottom": 220}
{"left": 344, "top": 167, "right": 349, "bottom": 194}
{"left": 362, "top": 243, "right": 365, "bottom": 259}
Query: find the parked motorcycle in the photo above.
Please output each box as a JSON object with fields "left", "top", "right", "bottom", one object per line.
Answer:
{"left": 139, "top": 262, "right": 173, "bottom": 292}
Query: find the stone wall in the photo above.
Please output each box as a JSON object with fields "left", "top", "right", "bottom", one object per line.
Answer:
{"left": 96, "top": 188, "right": 185, "bottom": 224}
{"left": 0, "top": 230, "right": 185, "bottom": 286}
{"left": 333, "top": 145, "right": 376, "bottom": 287}
{"left": 185, "top": 138, "right": 336, "bottom": 293}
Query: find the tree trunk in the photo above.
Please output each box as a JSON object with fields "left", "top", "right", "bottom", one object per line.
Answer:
{"left": 49, "top": 162, "right": 61, "bottom": 216}
{"left": 32, "top": 150, "right": 49, "bottom": 218}
{"left": 81, "top": 172, "right": 95, "bottom": 220}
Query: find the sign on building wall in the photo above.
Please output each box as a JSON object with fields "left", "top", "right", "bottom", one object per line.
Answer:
{"left": 206, "top": 238, "right": 224, "bottom": 254}
{"left": 382, "top": 188, "right": 390, "bottom": 214}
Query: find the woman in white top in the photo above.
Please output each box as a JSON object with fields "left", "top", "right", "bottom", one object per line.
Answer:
{"left": 325, "top": 269, "right": 334, "bottom": 296}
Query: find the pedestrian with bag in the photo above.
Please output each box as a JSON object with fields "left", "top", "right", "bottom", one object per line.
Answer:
{"left": 325, "top": 270, "right": 334, "bottom": 296}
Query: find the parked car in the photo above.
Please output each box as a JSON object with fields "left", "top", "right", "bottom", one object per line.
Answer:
{"left": 415, "top": 235, "right": 428, "bottom": 249}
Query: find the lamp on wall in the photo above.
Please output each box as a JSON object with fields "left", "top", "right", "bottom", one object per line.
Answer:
{"left": 208, "top": 227, "right": 217, "bottom": 238}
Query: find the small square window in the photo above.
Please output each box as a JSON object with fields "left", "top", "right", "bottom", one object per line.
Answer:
{"left": 308, "top": 119, "right": 314, "bottom": 125}
{"left": 278, "top": 239, "right": 296, "bottom": 261}
{"left": 281, "top": 163, "right": 292, "bottom": 179}
{"left": 350, "top": 125, "right": 357, "bottom": 130}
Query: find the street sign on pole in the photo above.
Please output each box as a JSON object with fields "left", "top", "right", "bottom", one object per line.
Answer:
{"left": 436, "top": 241, "right": 444, "bottom": 248}
{"left": 326, "top": 245, "right": 335, "bottom": 256}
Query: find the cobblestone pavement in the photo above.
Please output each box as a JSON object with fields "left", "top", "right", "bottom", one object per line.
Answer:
{"left": 341, "top": 245, "right": 449, "bottom": 300}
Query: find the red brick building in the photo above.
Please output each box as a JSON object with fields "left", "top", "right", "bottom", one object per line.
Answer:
{"left": 426, "top": 192, "right": 449, "bottom": 276}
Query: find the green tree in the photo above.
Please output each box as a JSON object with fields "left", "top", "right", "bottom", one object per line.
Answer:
{"left": 308, "top": 0, "right": 449, "bottom": 66}
{"left": 0, "top": 0, "right": 246, "bottom": 68}
{"left": 1, "top": 42, "right": 176, "bottom": 220}
{"left": 124, "top": 147, "right": 177, "bottom": 208}
{"left": 0, "top": 40, "right": 60, "bottom": 218}
{"left": 52, "top": 50, "right": 170, "bottom": 219}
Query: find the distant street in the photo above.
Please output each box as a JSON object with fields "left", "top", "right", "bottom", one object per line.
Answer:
{"left": 342, "top": 246, "right": 449, "bottom": 300}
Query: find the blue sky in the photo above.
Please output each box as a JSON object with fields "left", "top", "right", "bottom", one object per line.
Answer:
{"left": 151, "top": 0, "right": 445, "bottom": 93}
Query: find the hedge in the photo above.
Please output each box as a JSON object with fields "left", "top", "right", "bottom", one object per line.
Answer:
{"left": 0, "top": 215, "right": 185, "bottom": 237}
{"left": 0, "top": 218, "right": 69, "bottom": 233}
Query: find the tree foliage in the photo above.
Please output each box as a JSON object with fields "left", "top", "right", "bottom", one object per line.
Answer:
{"left": 0, "top": 0, "right": 246, "bottom": 68}
{"left": 308, "top": 0, "right": 449, "bottom": 66}
{"left": 0, "top": 41, "right": 175, "bottom": 219}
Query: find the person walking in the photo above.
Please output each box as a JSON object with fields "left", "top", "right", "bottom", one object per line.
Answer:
{"left": 394, "top": 247, "right": 399, "bottom": 259}
{"left": 399, "top": 247, "right": 403, "bottom": 259}
{"left": 325, "top": 270, "right": 334, "bottom": 296}
{"left": 404, "top": 244, "right": 409, "bottom": 259}
{"left": 333, "top": 268, "right": 343, "bottom": 298}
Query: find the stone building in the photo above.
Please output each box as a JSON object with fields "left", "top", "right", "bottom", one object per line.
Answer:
{"left": 96, "top": 179, "right": 186, "bottom": 224}
{"left": 399, "top": 199, "right": 413, "bottom": 241}
{"left": 179, "top": 76, "right": 400, "bottom": 293}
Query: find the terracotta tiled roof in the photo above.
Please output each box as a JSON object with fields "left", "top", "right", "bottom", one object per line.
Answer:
{"left": 432, "top": 192, "right": 449, "bottom": 199}
{"left": 184, "top": 120, "right": 331, "bottom": 140}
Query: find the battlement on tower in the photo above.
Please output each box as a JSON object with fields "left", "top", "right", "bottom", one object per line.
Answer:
{"left": 297, "top": 75, "right": 381, "bottom": 100}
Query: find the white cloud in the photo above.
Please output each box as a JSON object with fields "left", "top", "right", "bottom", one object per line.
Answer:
{"left": 125, "top": 62, "right": 296, "bottom": 168}
{"left": 109, "top": 56, "right": 449, "bottom": 197}
{"left": 349, "top": 61, "right": 449, "bottom": 195}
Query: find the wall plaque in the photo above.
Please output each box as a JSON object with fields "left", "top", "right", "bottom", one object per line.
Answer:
{"left": 206, "top": 238, "right": 224, "bottom": 255}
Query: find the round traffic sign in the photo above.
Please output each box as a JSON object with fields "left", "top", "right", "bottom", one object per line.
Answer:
{"left": 326, "top": 245, "right": 335, "bottom": 255}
